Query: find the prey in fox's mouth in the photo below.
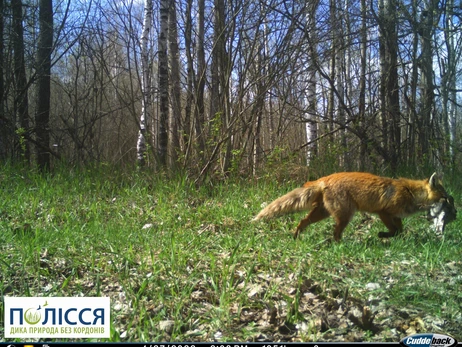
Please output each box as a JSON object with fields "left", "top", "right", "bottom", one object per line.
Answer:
{"left": 427, "top": 195, "right": 457, "bottom": 235}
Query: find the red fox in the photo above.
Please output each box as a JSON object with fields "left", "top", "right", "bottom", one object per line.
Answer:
{"left": 253, "top": 172, "right": 449, "bottom": 241}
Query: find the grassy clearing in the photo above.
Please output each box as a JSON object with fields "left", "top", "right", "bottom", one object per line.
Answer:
{"left": 1, "top": 165, "right": 461, "bottom": 342}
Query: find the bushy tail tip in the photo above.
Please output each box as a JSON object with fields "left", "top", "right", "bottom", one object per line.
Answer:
{"left": 253, "top": 187, "right": 316, "bottom": 221}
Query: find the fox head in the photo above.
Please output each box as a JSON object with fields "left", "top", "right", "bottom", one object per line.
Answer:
{"left": 428, "top": 172, "right": 449, "bottom": 202}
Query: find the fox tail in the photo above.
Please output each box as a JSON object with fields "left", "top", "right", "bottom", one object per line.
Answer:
{"left": 253, "top": 185, "right": 321, "bottom": 221}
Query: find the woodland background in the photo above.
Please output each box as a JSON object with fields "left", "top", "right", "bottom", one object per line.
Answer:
{"left": 0, "top": 0, "right": 461, "bottom": 178}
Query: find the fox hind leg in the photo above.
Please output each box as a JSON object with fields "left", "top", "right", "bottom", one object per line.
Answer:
{"left": 377, "top": 213, "right": 403, "bottom": 238}
{"left": 293, "top": 204, "right": 330, "bottom": 239}
{"left": 295, "top": 207, "right": 353, "bottom": 242}
{"left": 332, "top": 214, "right": 354, "bottom": 241}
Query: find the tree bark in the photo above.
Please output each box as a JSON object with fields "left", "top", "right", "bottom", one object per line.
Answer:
{"left": 136, "top": 0, "right": 153, "bottom": 167}
{"left": 12, "top": 0, "right": 30, "bottom": 162}
{"left": 305, "top": 0, "right": 319, "bottom": 165}
{"left": 335, "top": 0, "right": 346, "bottom": 167}
{"left": 358, "top": 0, "right": 367, "bottom": 170}
{"left": 327, "top": 0, "right": 336, "bottom": 145}
{"left": 211, "top": 0, "right": 232, "bottom": 175}
{"left": 194, "top": 0, "right": 206, "bottom": 157}
{"left": 442, "top": 0, "right": 456, "bottom": 166}
{"left": 183, "top": 0, "right": 194, "bottom": 160}
{"left": 379, "top": 0, "right": 400, "bottom": 173}
{"left": 158, "top": 0, "right": 169, "bottom": 166}
{"left": 35, "top": 0, "right": 53, "bottom": 170}
{"left": 0, "top": 0, "right": 5, "bottom": 160}
{"left": 168, "top": 0, "right": 181, "bottom": 169}
{"left": 418, "top": 0, "right": 438, "bottom": 164}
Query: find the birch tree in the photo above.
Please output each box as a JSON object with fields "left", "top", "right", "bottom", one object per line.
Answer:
{"left": 304, "top": 0, "right": 319, "bottom": 165}
{"left": 137, "top": 0, "right": 153, "bottom": 167}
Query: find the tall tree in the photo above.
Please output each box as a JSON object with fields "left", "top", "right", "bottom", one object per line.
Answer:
{"left": 379, "top": 0, "right": 400, "bottom": 172}
{"left": 418, "top": 0, "right": 438, "bottom": 163}
{"left": 251, "top": 31, "right": 266, "bottom": 175}
{"left": 168, "top": 0, "right": 181, "bottom": 169}
{"left": 12, "top": 0, "right": 30, "bottom": 161}
{"left": 326, "top": 0, "right": 337, "bottom": 144}
{"left": 183, "top": 0, "right": 194, "bottom": 160}
{"left": 334, "top": 0, "right": 346, "bottom": 167}
{"left": 0, "top": 0, "right": 5, "bottom": 160}
{"left": 439, "top": 0, "right": 457, "bottom": 166}
{"left": 158, "top": 0, "right": 169, "bottom": 166}
{"left": 304, "top": 0, "right": 320, "bottom": 165}
{"left": 194, "top": 0, "right": 206, "bottom": 158}
{"left": 35, "top": 0, "right": 54, "bottom": 170}
{"left": 136, "top": 0, "right": 153, "bottom": 167}
{"left": 402, "top": 0, "right": 420, "bottom": 167}
{"left": 358, "top": 0, "right": 368, "bottom": 170}
{"left": 211, "top": 0, "right": 232, "bottom": 174}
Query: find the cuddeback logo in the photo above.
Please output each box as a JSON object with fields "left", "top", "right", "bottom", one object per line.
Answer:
{"left": 4, "top": 297, "right": 110, "bottom": 338}
{"left": 400, "top": 333, "right": 457, "bottom": 347}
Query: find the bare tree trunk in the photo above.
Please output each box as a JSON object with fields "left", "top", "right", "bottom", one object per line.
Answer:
{"left": 253, "top": 100, "right": 263, "bottom": 176}
{"left": 211, "top": 0, "right": 232, "bottom": 175}
{"left": 35, "top": 0, "right": 53, "bottom": 171}
{"left": 305, "top": 0, "right": 319, "bottom": 165}
{"left": 12, "top": 0, "right": 30, "bottom": 162}
{"left": 136, "top": 0, "right": 152, "bottom": 167}
{"left": 252, "top": 42, "right": 266, "bottom": 176}
{"left": 168, "top": 0, "right": 181, "bottom": 170}
{"left": 210, "top": 0, "right": 222, "bottom": 124}
{"left": 403, "top": 0, "right": 418, "bottom": 168}
{"left": 327, "top": 0, "right": 336, "bottom": 145}
{"left": 358, "top": 0, "right": 367, "bottom": 170}
{"left": 442, "top": 0, "right": 457, "bottom": 166}
{"left": 158, "top": 0, "right": 169, "bottom": 166}
{"left": 419, "top": 0, "right": 438, "bottom": 165}
{"left": 183, "top": 0, "right": 194, "bottom": 161}
{"left": 0, "top": 0, "right": 5, "bottom": 160}
{"left": 409, "top": 30, "right": 418, "bottom": 165}
{"left": 378, "top": 0, "right": 388, "bottom": 166}
{"left": 406, "top": 0, "right": 419, "bottom": 167}
{"left": 194, "top": 0, "right": 206, "bottom": 158}
{"left": 379, "top": 0, "right": 400, "bottom": 173}
{"left": 334, "top": 0, "right": 346, "bottom": 167}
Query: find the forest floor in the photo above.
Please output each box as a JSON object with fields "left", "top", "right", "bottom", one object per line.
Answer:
{"left": 1, "top": 165, "right": 461, "bottom": 342}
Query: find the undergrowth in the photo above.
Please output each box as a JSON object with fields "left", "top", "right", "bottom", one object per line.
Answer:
{"left": 0, "top": 165, "right": 461, "bottom": 342}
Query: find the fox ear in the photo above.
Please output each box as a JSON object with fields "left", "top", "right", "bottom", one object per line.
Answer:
{"left": 429, "top": 172, "right": 441, "bottom": 187}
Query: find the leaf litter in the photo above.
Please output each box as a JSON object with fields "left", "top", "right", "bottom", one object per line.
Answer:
{"left": 1, "top": 177, "right": 461, "bottom": 343}
{"left": 1, "top": 239, "right": 461, "bottom": 342}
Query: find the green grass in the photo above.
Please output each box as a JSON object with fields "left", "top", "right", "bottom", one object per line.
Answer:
{"left": 1, "top": 165, "right": 461, "bottom": 342}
